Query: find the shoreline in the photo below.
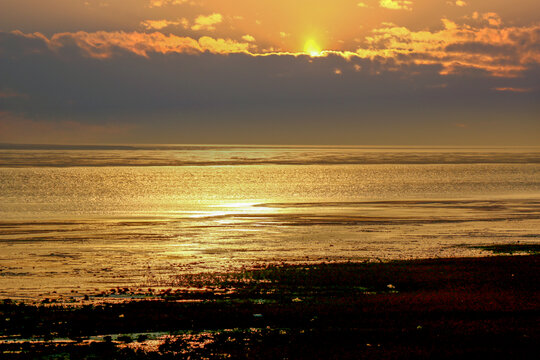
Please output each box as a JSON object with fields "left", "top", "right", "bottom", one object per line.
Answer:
{"left": 1, "top": 253, "right": 538, "bottom": 358}
{"left": 3, "top": 243, "right": 539, "bottom": 304}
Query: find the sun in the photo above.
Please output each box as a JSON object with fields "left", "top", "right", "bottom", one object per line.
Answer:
{"left": 304, "top": 39, "right": 323, "bottom": 57}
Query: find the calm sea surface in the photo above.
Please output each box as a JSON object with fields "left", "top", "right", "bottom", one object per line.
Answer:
{"left": 1, "top": 145, "right": 540, "bottom": 299}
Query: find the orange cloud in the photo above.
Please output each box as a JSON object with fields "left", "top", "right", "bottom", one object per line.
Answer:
{"left": 191, "top": 13, "right": 223, "bottom": 31}
{"left": 448, "top": 0, "right": 467, "bottom": 6}
{"left": 481, "top": 12, "right": 502, "bottom": 27}
{"left": 148, "top": 0, "right": 187, "bottom": 8}
{"left": 379, "top": 0, "right": 412, "bottom": 11}
{"left": 8, "top": 11, "right": 540, "bottom": 79}
{"left": 356, "top": 16, "right": 540, "bottom": 76}
{"left": 198, "top": 36, "right": 252, "bottom": 53}
{"left": 18, "top": 31, "right": 253, "bottom": 58}
{"left": 241, "top": 34, "right": 256, "bottom": 42}
{"left": 51, "top": 31, "right": 201, "bottom": 58}
{"left": 140, "top": 19, "right": 182, "bottom": 30}
{"left": 493, "top": 87, "right": 534, "bottom": 93}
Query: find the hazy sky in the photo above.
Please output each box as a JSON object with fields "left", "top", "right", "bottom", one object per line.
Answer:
{"left": 1, "top": 0, "right": 539, "bottom": 145}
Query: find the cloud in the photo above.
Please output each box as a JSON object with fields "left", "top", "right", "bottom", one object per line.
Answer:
{"left": 493, "top": 87, "right": 534, "bottom": 93}
{"left": 470, "top": 12, "right": 502, "bottom": 27}
{"left": 1, "top": 29, "right": 538, "bottom": 145}
{"left": 379, "top": 0, "right": 412, "bottom": 11}
{"left": 191, "top": 13, "right": 223, "bottom": 31}
{"left": 357, "top": 17, "right": 540, "bottom": 77}
{"left": 2, "top": 31, "right": 253, "bottom": 59}
{"left": 83, "top": 1, "right": 110, "bottom": 8}
{"left": 140, "top": 19, "right": 181, "bottom": 30}
{"left": 4, "top": 12, "right": 540, "bottom": 80}
{"left": 357, "top": 2, "right": 369, "bottom": 8}
{"left": 447, "top": 0, "right": 467, "bottom": 6}
{"left": 198, "top": 36, "right": 252, "bottom": 53}
{"left": 4, "top": 9, "right": 540, "bottom": 80}
{"left": 241, "top": 34, "right": 256, "bottom": 42}
{"left": 482, "top": 12, "right": 502, "bottom": 27}
{"left": 50, "top": 31, "right": 201, "bottom": 58}
{"left": 147, "top": 0, "right": 187, "bottom": 8}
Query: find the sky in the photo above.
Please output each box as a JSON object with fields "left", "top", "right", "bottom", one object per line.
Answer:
{"left": 0, "top": 0, "right": 539, "bottom": 145}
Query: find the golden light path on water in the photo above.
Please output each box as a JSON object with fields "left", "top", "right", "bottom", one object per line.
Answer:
{"left": 189, "top": 202, "right": 274, "bottom": 219}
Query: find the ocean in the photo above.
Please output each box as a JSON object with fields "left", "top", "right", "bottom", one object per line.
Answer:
{"left": 1, "top": 145, "right": 539, "bottom": 299}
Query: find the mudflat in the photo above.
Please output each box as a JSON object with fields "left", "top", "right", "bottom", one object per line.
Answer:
{"left": 1, "top": 253, "right": 538, "bottom": 359}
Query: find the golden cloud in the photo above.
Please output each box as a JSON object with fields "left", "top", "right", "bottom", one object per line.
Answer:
{"left": 52, "top": 31, "right": 201, "bottom": 58}
{"left": 357, "top": 16, "right": 540, "bottom": 76}
{"left": 191, "top": 13, "right": 223, "bottom": 31}
{"left": 140, "top": 19, "right": 181, "bottom": 30}
{"left": 198, "top": 36, "right": 251, "bottom": 53}
{"left": 18, "top": 31, "right": 253, "bottom": 58}
{"left": 447, "top": 0, "right": 467, "bottom": 6}
{"left": 8, "top": 11, "right": 540, "bottom": 79}
{"left": 379, "top": 0, "right": 413, "bottom": 11}
{"left": 147, "top": 0, "right": 187, "bottom": 8}
{"left": 241, "top": 34, "right": 256, "bottom": 42}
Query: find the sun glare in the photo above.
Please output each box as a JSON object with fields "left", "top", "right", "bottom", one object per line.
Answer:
{"left": 304, "top": 39, "right": 323, "bottom": 57}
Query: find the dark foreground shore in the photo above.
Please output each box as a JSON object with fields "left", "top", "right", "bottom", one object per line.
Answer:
{"left": 1, "top": 253, "right": 539, "bottom": 359}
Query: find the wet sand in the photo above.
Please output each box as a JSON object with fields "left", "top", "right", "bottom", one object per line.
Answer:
{"left": 1, "top": 252, "right": 539, "bottom": 359}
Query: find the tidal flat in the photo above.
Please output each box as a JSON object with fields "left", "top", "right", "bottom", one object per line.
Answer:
{"left": 1, "top": 252, "right": 538, "bottom": 359}
{"left": 1, "top": 146, "right": 539, "bottom": 358}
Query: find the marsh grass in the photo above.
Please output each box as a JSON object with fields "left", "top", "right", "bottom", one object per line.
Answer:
{"left": 1, "top": 255, "right": 538, "bottom": 359}
{"left": 469, "top": 244, "right": 540, "bottom": 254}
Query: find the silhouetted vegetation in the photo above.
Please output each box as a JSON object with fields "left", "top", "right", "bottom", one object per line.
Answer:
{"left": 1, "top": 255, "right": 539, "bottom": 359}
{"left": 470, "top": 243, "right": 540, "bottom": 254}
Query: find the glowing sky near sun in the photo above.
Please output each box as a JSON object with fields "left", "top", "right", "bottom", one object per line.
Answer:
{"left": 0, "top": 0, "right": 539, "bottom": 144}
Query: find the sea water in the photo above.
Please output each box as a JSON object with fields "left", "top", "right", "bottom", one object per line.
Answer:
{"left": 1, "top": 145, "right": 539, "bottom": 298}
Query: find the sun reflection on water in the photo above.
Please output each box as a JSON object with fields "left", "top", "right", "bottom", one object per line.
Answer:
{"left": 187, "top": 202, "right": 275, "bottom": 222}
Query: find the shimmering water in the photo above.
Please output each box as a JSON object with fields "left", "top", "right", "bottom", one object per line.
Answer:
{"left": 1, "top": 145, "right": 540, "bottom": 299}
